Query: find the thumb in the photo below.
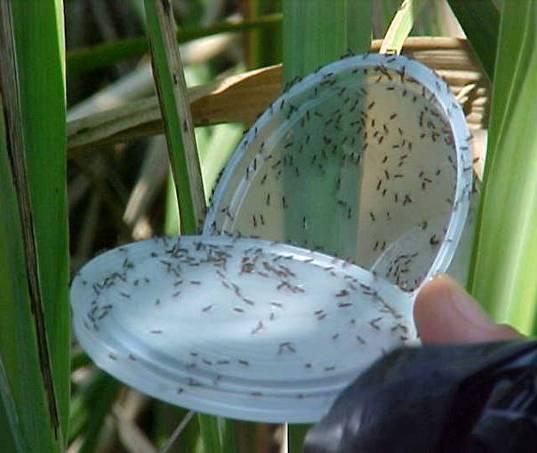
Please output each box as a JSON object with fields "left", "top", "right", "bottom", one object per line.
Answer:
{"left": 414, "top": 274, "right": 522, "bottom": 344}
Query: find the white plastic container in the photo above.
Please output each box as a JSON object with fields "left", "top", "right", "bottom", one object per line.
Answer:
{"left": 71, "top": 54, "right": 472, "bottom": 423}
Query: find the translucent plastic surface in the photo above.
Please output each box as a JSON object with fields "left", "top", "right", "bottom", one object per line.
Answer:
{"left": 204, "top": 54, "right": 472, "bottom": 293}
{"left": 71, "top": 236, "right": 414, "bottom": 422}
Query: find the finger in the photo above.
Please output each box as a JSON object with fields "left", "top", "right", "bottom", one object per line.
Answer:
{"left": 414, "top": 274, "right": 522, "bottom": 344}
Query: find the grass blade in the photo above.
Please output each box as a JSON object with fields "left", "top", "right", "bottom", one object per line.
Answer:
{"left": 67, "top": 14, "right": 282, "bottom": 76}
{"left": 379, "top": 0, "right": 427, "bottom": 54}
{"left": 0, "top": 3, "right": 65, "bottom": 450}
{"left": 200, "top": 124, "right": 243, "bottom": 201}
{"left": 0, "top": 373, "right": 19, "bottom": 451}
{"left": 160, "top": 411, "right": 195, "bottom": 452}
{"left": 145, "top": 2, "right": 237, "bottom": 451}
{"left": 77, "top": 374, "right": 122, "bottom": 453}
{"left": 283, "top": 2, "right": 372, "bottom": 450}
{"left": 447, "top": 0, "right": 499, "bottom": 81}
{"left": 287, "top": 424, "right": 310, "bottom": 453}
{"left": 154, "top": 404, "right": 202, "bottom": 453}
{"left": 144, "top": 0, "right": 206, "bottom": 233}
{"left": 10, "top": 0, "right": 70, "bottom": 438}
{"left": 198, "top": 414, "right": 224, "bottom": 452}
{"left": 243, "top": 0, "right": 282, "bottom": 69}
{"left": 0, "top": 157, "right": 59, "bottom": 450}
{"left": 469, "top": 0, "right": 537, "bottom": 334}
{"left": 68, "top": 372, "right": 122, "bottom": 451}
{"left": 283, "top": 0, "right": 373, "bottom": 80}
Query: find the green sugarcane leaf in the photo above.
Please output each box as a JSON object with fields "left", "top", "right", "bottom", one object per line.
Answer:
{"left": 145, "top": 2, "right": 236, "bottom": 451}
{"left": 283, "top": 0, "right": 373, "bottom": 80}
{"left": 0, "top": 2, "right": 66, "bottom": 450}
{"left": 10, "top": 0, "right": 70, "bottom": 437}
{"left": 470, "top": 0, "right": 537, "bottom": 334}
{"left": 144, "top": 0, "right": 206, "bottom": 234}
{"left": 283, "top": 1, "right": 373, "bottom": 450}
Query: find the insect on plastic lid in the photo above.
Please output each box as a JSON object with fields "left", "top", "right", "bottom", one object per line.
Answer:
{"left": 204, "top": 53, "right": 472, "bottom": 295}
{"left": 71, "top": 54, "right": 472, "bottom": 424}
{"left": 71, "top": 236, "right": 414, "bottom": 423}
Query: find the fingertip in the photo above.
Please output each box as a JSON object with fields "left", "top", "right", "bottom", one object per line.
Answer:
{"left": 413, "top": 274, "right": 453, "bottom": 322}
{"left": 414, "top": 274, "right": 523, "bottom": 344}
{"left": 414, "top": 274, "right": 458, "bottom": 343}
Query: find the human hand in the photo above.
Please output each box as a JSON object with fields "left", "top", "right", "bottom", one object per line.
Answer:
{"left": 414, "top": 274, "right": 522, "bottom": 343}
{"left": 304, "top": 275, "right": 532, "bottom": 453}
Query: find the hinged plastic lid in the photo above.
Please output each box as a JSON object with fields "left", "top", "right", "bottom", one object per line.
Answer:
{"left": 71, "top": 236, "right": 414, "bottom": 422}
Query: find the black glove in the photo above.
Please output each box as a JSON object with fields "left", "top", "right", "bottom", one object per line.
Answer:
{"left": 304, "top": 341, "right": 537, "bottom": 453}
